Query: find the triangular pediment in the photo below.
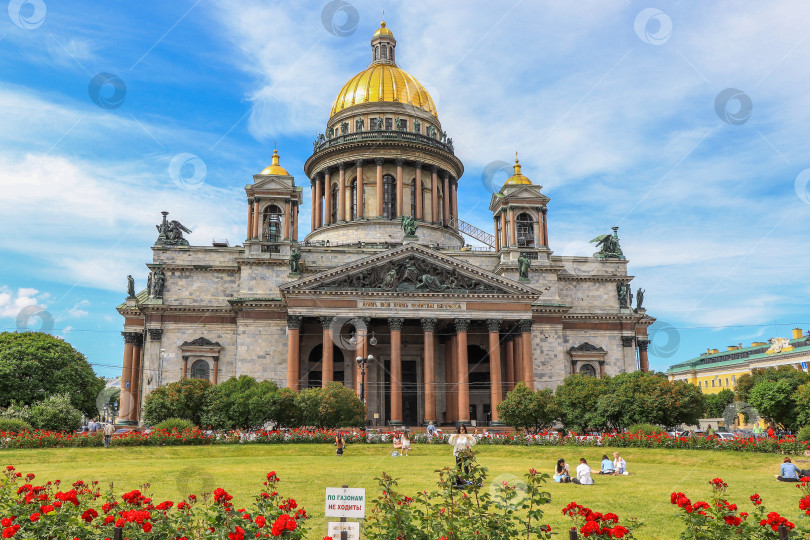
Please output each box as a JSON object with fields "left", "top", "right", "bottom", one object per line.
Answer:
{"left": 489, "top": 185, "right": 549, "bottom": 210}
{"left": 280, "top": 243, "right": 542, "bottom": 297}
{"left": 249, "top": 175, "right": 295, "bottom": 191}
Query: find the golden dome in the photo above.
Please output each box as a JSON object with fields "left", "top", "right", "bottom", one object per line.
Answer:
{"left": 505, "top": 153, "right": 533, "bottom": 185}
{"left": 330, "top": 64, "right": 438, "bottom": 118}
{"left": 260, "top": 147, "right": 290, "bottom": 175}
{"left": 373, "top": 20, "right": 394, "bottom": 38}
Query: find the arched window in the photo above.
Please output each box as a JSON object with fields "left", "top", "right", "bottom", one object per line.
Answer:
{"left": 389, "top": 46, "right": 393, "bottom": 61}
{"left": 516, "top": 212, "right": 534, "bottom": 247}
{"left": 381, "top": 46, "right": 387, "bottom": 60}
{"left": 410, "top": 178, "right": 416, "bottom": 217}
{"left": 374, "top": 46, "right": 379, "bottom": 60}
{"left": 350, "top": 178, "right": 357, "bottom": 220}
{"left": 579, "top": 364, "right": 596, "bottom": 377}
{"left": 191, "top": 360, "right": 210, "bottom": 380}
{"left": 263, "top": 204, "right": 283, "bottom": 242}
{"left": 330, "top": 183, "right": 338, "bottom": 223}
{"left": 383, "top": 174, "right": 396, "bottom": 219}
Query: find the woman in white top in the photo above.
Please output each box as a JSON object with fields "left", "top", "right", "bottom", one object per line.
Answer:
{"left": 448, "top": 425, "right": 476, "bottom": 485}
{"left": 613, "top": 452, "right": 627, "bottom": 475}
{"left": 572, "top": 458, "right": 594, "bottom": 485}
{"left": 400, "top": 430, "right": 411, "bottom": 456}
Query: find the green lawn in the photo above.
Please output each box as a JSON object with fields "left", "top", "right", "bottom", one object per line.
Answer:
{"left": 1, "top": 444, "right": 805, "bottom": 539}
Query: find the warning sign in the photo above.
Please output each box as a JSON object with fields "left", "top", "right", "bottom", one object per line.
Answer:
{"left": 325, "top": 487, "right": 366, "bottom": 518}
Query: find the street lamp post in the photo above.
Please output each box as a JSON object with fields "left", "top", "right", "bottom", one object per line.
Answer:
{"left": 355, "top": 354, "right": 374, "bottom": 404}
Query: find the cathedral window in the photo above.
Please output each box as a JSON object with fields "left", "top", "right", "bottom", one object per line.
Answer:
{"left": 385, "top": 118, "right": 393, "bottom": 130}
{"left": 191, "top": 360, "right": 210, "bottom": 380}
{"left": 370, "top": 117, "right": 379, "bottom": 130}
{"left": 374, "top": 45, "right": 379, "bottom": 60}
{"left": 350, "top": 178, "right": 357, "bottom": 220}
{"left": 579, "top": 364, "right": 596, "bottom": 377}
{"left": 330, "top": 183, "right": 338, "bottom": 223}
{"left": 381, "top": 46, "right": 387, "bottom": 60}
{"left": 516, "top": 212, "right": 534, "bottom": 247}
{"left": 410, "top": 178, "right": 416, "bottom": 216}
{"left": 263, "top": 204, "right": 283, "bottom": 243}
{"left": 383, "top": 174, "right": 396, "bottom": 219}
{"left": 389, "top": 46, "right": 394, "bottom": 61}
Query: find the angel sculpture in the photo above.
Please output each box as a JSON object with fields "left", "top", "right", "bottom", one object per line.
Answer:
{"left": 401, "top": 215, "right": 418, "bottom": 237}
{"left": 155, "top": 211, "right": 192, "bottom": 246}
{"left": 590, "top": 227, "right": 624, "bottom": 259}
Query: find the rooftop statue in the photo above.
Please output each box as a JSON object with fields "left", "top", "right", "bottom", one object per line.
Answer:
{"left": 155, "top": 211, "right": 191, "bottom": 247}
{"left": 518, "top": 252, "right": 531, "bottom": 279}
{"left": 126, "top": 275, "right": 135, "bottom": 298}
{"left": 401, "top": 215, "right": 418, "bottom": 237}
{"left": 591, "top": 226, "right": 624, "bottom": 259}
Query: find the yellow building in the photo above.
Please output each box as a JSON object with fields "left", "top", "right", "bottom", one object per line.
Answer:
{"left": 667, "top": 328, "right": 810, "bottom": 394}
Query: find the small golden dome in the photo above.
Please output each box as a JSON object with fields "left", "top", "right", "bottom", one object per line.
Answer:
{"left": 505, "top": 153, "right": 533, "bottom": 185}
{"left": 260, "top": 147, "right": 290, "bottom": 176}
{"left": 330, "top": 64, "right": 438, "bottom": 118}
{"left": 373, "top": 20, "right": 394, "bottom": 38}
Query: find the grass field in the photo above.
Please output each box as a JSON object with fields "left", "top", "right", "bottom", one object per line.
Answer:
{"left": 2, "top": 443, "right": 806, "bottom": 539}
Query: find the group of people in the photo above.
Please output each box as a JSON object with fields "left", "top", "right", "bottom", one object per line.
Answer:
{"left": 553, "top": 452, "right": 628, "bottom": 485}
{"left": 776, "top": 457, "right": 810, "bottom": 482}
{"left": 392, "top": 430, "right": 411, "bottom": 456}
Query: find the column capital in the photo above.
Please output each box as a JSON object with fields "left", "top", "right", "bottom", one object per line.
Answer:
{"left": 431, "top": 165, "right": 438, "bottom": 174}
{"left": 339, "top": 161, "right": 346, "bottom": 170}
{"left": 388, "top": 317, "right": 405, "bottom": 331}
{"left": 454, "top": 318, "right": 471, "bottom": 333}
{"left": 420, "top": 317, "right": 437, "bottom": 332}
{"left": 322, "top": 167, "right": 331, "bottom": 176}
{"left": 414, "top": 161, "right": 423, "bottom": 170}
{"left": 286, "top": 315, "right": 303, "bottom": 330}
{"left": 450, "top": 177, "right": 458, "bottom": 187}
{"left": 355, "top": 159, "right": 364, "bottom": 167}
{"left": 148, "top": 329, "right": 163, "bottom": 341}
{"left": 375, "top": 157, "right": 385, "bottom": 166}
{"left": 637, "top": 338, "right": 650, "bottom": 351}
{"left": 320, "top": 315, "right": 335, "bottom": 329}
{"left": 310, "top": 178, "right": 317, "bottom": 188}
{"left": 122, "top": 331, "right": 140, "bottom": 344}
{"left": 247, "top": 198, "right": 254, "bottom": 204}
{"left": 395, "top": 158, "right": 405, "bottom": 167}
{"left": 519, "top": 319, "right": 534, "bottom": 333}
{"left": 442, "top": 171, "right": 450, "bottom": 180}
{"left": 621, "top": 336, "right": 635, "bottom": 348}
{"left": 486, "top": 319, "right": 502, "bottom": 333}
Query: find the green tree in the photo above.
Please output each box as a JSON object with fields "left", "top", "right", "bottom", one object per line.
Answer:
{"left": 497, "top": 383, "right": 558, "bottom": 433}
{"left": 748, "top": 379, "right": 802, "bottom": 430}
{"left": 272, "top": 388, "right": 302, "bottom": 428}
{"left": 294, "top": 383, "right": 366, "bottom": 428}
{"left": 704, "top": 389, "right": 735, "bottom": 418}
{"left": 142, "top": 378, "right": 211, "bottom": 426}
{"left": 28, "top": 393, "right": 82, "bottom": 431}
{"left": 795, "top": 383, "right": 810, "bottom": 428}
{"left": 736, "top": 366, "right": 810, "bottom": 403}
{"left": 200, "top": 376, "right": 280, "bottom": 430}
{"left": 554, "top": 375, "right": 610, "bottom": 432}
{"left": 0, "top": 332, "right": 105, "bottom": 416}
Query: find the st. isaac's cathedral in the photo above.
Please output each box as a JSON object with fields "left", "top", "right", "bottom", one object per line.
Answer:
{"left": 117, "top": 21, "right": 655, "bottom": 427}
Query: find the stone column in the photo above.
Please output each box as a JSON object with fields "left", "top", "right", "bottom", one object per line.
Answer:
{"left": 455, "top": 318, "right": 471, "bottom": 424}
{"left": 283, "top": 200, "right": 291, "bottom": 240}
{"left": 504, "top": 337, "right": 515, "bottom": 391}
{"left": 599, "top": 360, "right": 606, "bottom": 378}
{"left": 533, "top": 219, "right": 540, "bottom": 249}
{"left": 513, "top": 329, "right": 523, "bottom": 383}
{"left": 246, "top": 198, "right": 254, "bottom": 241}
{"left": 520, "top": 319, "right": 534, "bottom": 390}
{"left": 415, "top": 163, "right": 423, "bottom": 220}
{"left": 389, "top": 317, "right": 404, "bottom": 425}
{"left": 129, "top": 333, "right": 143, "bottom": 422}
{"left": 212, "top": 356, "right": 219, "bottom": 384}
{"left": 355, "top": 160, "right": 364, "bottom": 220}
{"left": 421, "top": 318, "right": 437, "bottom": 424}
{"left": 286, "top": 315, "right": 302, "bottom": 391}
{"left": 323, "top": 169, "right": 332, "bottom": 226}
{"left": 431, "top": 166, "right": 439, "bottom": 223}
{"left": 541, "top": 206, "right": 549, "bottom": 246}
{"left": 493, "top": 218, "right": 500, "bottom": 251}
{"left": 443, "top": 173, "right": 450, "bottom": 226}
{"left": 395, "top": 159, "right": 404, "bottom": 218}
{"left": 120, "top": 332, "right": 134, "bottom": 422}
{"left": 338, "top": 163, "right": 346, "bottom": 221}
{"left": 509, "top": 206, "right": 517, "bottom": 247}
{"left": 445, "top": 332, "right": 456, "bottom": 423}
{"left": 310, "top": 178, "right": 317, "bottom": 232}
{"left": 487, "top": 319, "right": 503, "bottom": 422}
{"left": 292, "top": 203, "right": 298, "bottom": 241}
{"left": 376, "top": 158, "right": 384, "bottom": 218}
{"left": 182, "top": 356, "right": 188, "bottom": 378}
{"left": 451, "top": 179, "right": 458, "bottom": 229}
{"left": 253, "top": 198, "right": 261, "bottom": 239}
{"left": 638, "top": 339, "right": 650, "bottom": 372}
{"left": 315, "top": 174, "right": 323, "bottom": 229}
{"left": 500, "top": 212, "right": 508, "bottom": 249}
{"left": 320, "top": 316, "right": 335, "bottom": 385}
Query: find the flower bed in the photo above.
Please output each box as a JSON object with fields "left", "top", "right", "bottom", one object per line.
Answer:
{"left": 2, "top": 428, "right": 808, "bottom": 454}
{"left": 0, "top": 465, "right": 309, "bottom": 539}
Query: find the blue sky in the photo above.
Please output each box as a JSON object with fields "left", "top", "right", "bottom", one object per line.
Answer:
{"left": 1, "top": 1, "right": 809, "bottom": 378}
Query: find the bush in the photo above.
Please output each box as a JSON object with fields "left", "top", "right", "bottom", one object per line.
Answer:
{"left": 0, "top": 418, "right": 33, "bottom": 432}
{"left": 26, "top": 393, "right": 83, "bottom": 432}
{"left": 796, "top": 425, "right": 810, "bottom": 443}
{"left": 153, "top": 418, "right": 196, "bottom": 432}
{"left": 498, "top": 383, "right": 558, "bottom": 433}
{"left": 626, "top": 423, "right": 665, "bottom": 435}
{"left": 142, "top": 378, "right": 211, "bottom": 426}
{"left": 200, "top": 376, "right": 279, "bottom": 430}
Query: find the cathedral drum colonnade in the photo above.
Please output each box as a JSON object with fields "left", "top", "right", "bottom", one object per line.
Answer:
{"left": 116, "top": 20, "right": 654, "bottom": 427}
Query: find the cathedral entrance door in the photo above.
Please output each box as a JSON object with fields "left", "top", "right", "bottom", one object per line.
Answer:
{"left": 402, "top": 360, "right": 418, "bottom": 426}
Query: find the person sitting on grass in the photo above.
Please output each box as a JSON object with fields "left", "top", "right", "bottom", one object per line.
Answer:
{"left": 613, "top": 452, "right": 627, "bottom": 475}
{"left": 776, "top": 457, "right": 805, "bottom": 482}
{"left": 553, "top": 458, "right": 571, "bottom": 483}
{"left": 572, "top": 458, "right": 595, "bottom": 485}
{"left": 599, "top": 454, "right": 615, "bottom": 475}
{"left": 400, "top": 429, "right": 411, "bottom": 457}
{"left": 393, "top": 432, "right": 402, "bottom": 453}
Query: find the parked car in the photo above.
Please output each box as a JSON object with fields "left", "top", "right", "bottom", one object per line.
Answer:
{"left": 715, "top": 432, "right": 736, "bottom": 440}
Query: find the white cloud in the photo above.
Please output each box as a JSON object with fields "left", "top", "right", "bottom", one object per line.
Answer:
{"left": 0, "top": 286, "right": 46, "bottom": 319}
